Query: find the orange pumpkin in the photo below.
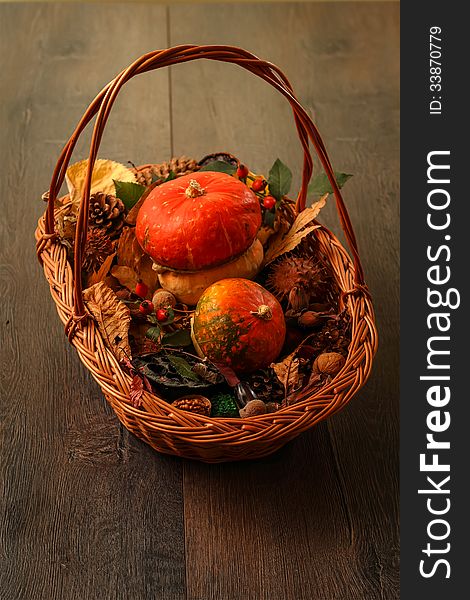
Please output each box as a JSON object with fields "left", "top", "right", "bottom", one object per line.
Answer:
{"left": 192, "top": 278, "right": 286, "bottom": 374}
{"left": 135, "top": 171, "right": 261, "bottom": 271}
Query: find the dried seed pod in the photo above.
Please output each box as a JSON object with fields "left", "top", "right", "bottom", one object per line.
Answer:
{"left": 82, "top": 227, "right": 114, "bottom": 272}
{"left": 298, "top": 311, "right": 321, "bottom": 328}
{"left": 239, "top": 399, "right": 267, "bottom": 418}
{"left": 191, "top": 363, "right": 219, "bottom": 385}
{"left": 198, "top": 152, "right": 239, "bottom": 168}
{"left": 152, "top": 289, "right": 177, "bottom": 310}
{"left": 313, "top": 352, "right": 346, "bottom": 376}
{"left": 172, "top": 395, "right": 211, "bottom": 416}
{"left": 267, "top": 255, "right": 331, "bottom": 310}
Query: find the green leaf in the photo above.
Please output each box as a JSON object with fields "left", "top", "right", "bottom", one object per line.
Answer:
{"left": 150, "top": 172, "right": 160, "bottom": 184}
{"left": 162, "top": 329, "right": 192, "bottom": 347}
{"left": 307, "top": 171, "right": 353, "bottom": 198}
{"left": 145, "top": 325, "right": 161, "bottom": 343}
{"left": 151, "top": 170, "right": 176, "bottom": 185}
{"left": 167, "top": 355, "right": 200, "bottom": 381}
{"left": 263, "top": 210, "right": 276, "bottom": 229}
{"left": 199, "top": 161, "right": 237, "bottom": 175}
{"left": 267, "top": 159, "right": 292, "bottom": 201}
{"left": 114, "top": 180, "right": 147, "bottom": 210}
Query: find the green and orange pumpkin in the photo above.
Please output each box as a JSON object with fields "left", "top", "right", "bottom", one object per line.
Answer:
{"left": 192, "top": 278, "right": 286, "bottom": 374}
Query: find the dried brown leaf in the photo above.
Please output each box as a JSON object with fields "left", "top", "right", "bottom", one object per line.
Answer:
{"left": 117, "top": 226, "right": 142, "bottom": 269}
{"left": 83, "top": 281, "right": 131, "bottom": 362}
{"left": 103, "top": 275, "right": 121, "bottom": 291}
{"left": 55, "top": 214, "right": 77, "bottom": 242}
{"left": 130, "top": 374, "right": 144, "bottom": 408}
{"left": 130, "top": 322, "right": 160, "bottom": 356}
{"left": 116, "top": 227, "right": 159, "bottom": 291}
{"left": 264, "top": 195, "right": 328, "bottom": 264}
{"left": 136, "top": 254, "right": 159, "bottom": 291}
{"left": 86, "top": 252, "right": 116, "bottom": 287}
{"left": 270, "top": 351, "right": 302, "bottom": 397}
{"left": 111, "top": 265, "right": 139, "bottom": 291}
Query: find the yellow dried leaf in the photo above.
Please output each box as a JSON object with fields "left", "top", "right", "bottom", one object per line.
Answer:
{"left": 65, "top": 158, "right": 136, "bottom": 210}
{"left": 271, "top": 351, "right": 302, "bottom": 397}
{"left": 83, "top": 282, "right": 131, "bottom": 362}
{"left": 264, "top": 195, "right": 328, "bottom": 264}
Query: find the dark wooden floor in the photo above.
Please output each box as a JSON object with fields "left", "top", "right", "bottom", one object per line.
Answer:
{"left": 0, "top": 3, "right": 399, "bottom": 599}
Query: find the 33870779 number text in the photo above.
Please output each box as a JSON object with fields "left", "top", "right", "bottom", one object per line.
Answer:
{"left": 429, "top": 26, "right": 442, "bottom": 115}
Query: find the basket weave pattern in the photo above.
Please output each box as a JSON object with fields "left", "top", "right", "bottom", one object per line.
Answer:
{"left": 35, "top": 45, "right": 378, "bottom": 462}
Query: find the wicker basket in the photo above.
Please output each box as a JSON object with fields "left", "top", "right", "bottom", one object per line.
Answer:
{"left": 35, "top": 45, "right": 378, "bottom": 463}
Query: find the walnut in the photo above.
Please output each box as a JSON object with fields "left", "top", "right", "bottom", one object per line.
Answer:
{"left": 313, "top": 352, "right": 346, "bottom": 376}
{"left": 172, "top": 395, "right": 211, "bottom": 416}
{"left": 152, "top": 289, "right": 177, "bottom": 310}
{"left": 239, "top": 399, "right": 267, "bottom": 418}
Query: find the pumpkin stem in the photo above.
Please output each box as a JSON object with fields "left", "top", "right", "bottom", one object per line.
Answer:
{"left": 185, "top": 179, "right": 206, "bottom": 198}
{"left": 151, "top": 260, "right": 168, "bottom": 274}
{"left": 252, "top": 304, "right": 273, "bottom": 320}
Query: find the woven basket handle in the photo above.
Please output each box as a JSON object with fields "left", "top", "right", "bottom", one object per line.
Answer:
{"left": 42, "top": 45, "right": 365, "bottom": 318}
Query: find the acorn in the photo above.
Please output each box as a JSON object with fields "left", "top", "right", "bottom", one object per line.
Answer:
{"left": 239, "top": 399, "right": 267, "bottom": 418}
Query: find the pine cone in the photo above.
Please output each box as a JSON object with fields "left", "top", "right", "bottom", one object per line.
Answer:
{"left": 246, "top": 368, "right": 285, "bottom": 403}
{"left": 89, "top": 192, "right": 125, "bottom": 238}
{"left": 82, "top": 227, "right": 114, "bottom": 273}
{"left": 133, "top": 156, "right": 199, "bottom": 186}
{"left": 306, "top": 310, "right": 352, "bottom": 357}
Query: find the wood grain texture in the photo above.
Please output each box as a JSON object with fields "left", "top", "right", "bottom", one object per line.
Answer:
{"left": 1, "top": 2, "right": 399, "bottom": 600}
{"left": 169, "top": 3, "right": 399, "bottom": 599}
{"left": 0, "top": 4, "right": 184, "bottom": 600}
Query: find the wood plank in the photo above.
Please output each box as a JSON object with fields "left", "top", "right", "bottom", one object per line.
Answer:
{"left": 0, "top": 4, "right": 185, "bottom": 600}
{"left": 169, "top": 3, "right": 399, "bottom": 599}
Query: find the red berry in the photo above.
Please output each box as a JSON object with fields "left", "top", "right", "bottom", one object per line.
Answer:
{"left": 135, "top": 281, "right": 149, "bottom": 298}
{"left": 263, "top": 195, "right": 276, "bottom": 210}
{"left": 236, "top": 164, "right": 249, "bottom": 179}
{"left": 139, "top": 300, "right": 154, "bottom": 315}
{"left": 156, "top": 308, "right": 169, "bottom": 322}
{"left": 251, "top": 178, "right": 267, "bottom": 192}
